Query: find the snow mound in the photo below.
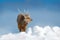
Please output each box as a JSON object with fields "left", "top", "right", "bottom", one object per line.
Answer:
{"left": 0, "top": 26, "right": 60, "bottom": 40}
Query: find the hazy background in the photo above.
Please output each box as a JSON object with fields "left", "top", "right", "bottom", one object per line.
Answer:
{"left": 0, "top": 0, "right": 60, "bottom": 34}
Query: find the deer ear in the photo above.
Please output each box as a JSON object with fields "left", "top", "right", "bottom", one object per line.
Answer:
{"left": 17, "top": 14, "right": 25, "bottom": 21}
{"left": 20, "top": 14, "right": 25, "bottom": 21}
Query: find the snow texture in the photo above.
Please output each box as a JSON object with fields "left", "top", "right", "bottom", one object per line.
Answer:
{"left": 0, "top": 26, "right": 60, "bottom": 40}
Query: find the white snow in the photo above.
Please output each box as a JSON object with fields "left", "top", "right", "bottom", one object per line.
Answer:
{"left": 0, "top": 26, "right": 60, "bottom": 40}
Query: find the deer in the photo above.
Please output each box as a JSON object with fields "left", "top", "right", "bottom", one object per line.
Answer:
{"left": 17, "top": 13, "right": 32, "bottom": 32}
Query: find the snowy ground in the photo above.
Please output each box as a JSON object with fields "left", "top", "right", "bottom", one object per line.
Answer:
{"left": 0, "top": 26, "right": 60, "bottom": 40}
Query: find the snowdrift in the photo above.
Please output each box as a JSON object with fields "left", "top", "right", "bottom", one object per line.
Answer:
{"left": 0, "top": 26, "right": 60, "bottom": 40}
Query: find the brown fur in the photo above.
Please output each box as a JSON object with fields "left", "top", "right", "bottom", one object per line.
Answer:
{"left": 17, "top": 14, "right": 32, "bottom": 32}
